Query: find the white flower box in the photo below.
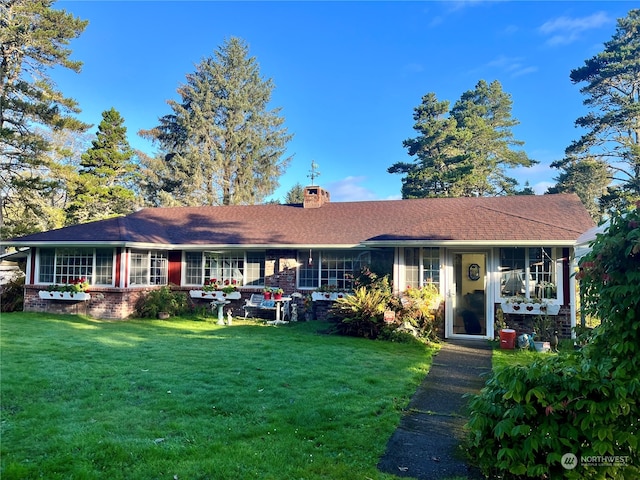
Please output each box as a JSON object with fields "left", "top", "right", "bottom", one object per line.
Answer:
{"left": 501, "top": 302, "right": 560, "bottom": 315}
{"left": 311, "top": 292, "right": 349, "bottom": 301}
{"left": 189, "top": 290, "right": 241, "bottom": 300}
{"left": 39, "top": 291, "right": 91, "bottom": 301}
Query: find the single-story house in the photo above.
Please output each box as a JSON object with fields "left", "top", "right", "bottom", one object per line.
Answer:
{"left": 3, "top": 186, "right": 595, "bottom": 339}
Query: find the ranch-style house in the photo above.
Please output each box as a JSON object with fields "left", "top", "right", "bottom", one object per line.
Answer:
{"left": 4, "top": 186, "right": 595, "bottom": 339}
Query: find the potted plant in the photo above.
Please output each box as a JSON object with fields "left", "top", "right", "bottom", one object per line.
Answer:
{"left": 532, "top": 314, "right": 554, "bottom": 352}
{"left": 273, "top": 288, "right": 284, "bottom": 300}
{"left": 263, "top": 288, "right": 272, "bottom": 300}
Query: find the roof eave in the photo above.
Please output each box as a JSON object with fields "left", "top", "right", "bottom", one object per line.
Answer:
{"left": 361, "top": 239, "right": 581, "bottom": 247}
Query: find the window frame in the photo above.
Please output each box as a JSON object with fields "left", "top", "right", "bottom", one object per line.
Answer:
{"left": 36, "top": 247, "right": 115, "bottom": 286}
{"left": 498, "top": 247, "right": 561, "bottom": 302}
{"left": 182, "top": 251, "right": 266, "bottom": 287}
{"left": 296, "top": 249, "right": 371, "bottom": 290}
{"left": 129, "top": 249, "right": 168, "bottom": 286}
{"left": 401, "top": 247, "right": 442, "bottom": 290}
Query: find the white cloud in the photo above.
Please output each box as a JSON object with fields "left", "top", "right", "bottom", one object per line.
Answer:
{"left": 539, "top": 12, "right": 611, "bottom": 46}
{"left": 533, "top": 181, "right": 554, "bottom": 195}
{"left": 325, "top": 176, "right": 380, "bottom": 202}
{"left": 486, "top": 55, "right": 538, "bottom": 78}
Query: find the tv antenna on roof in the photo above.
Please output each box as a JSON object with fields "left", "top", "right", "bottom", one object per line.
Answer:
{"left": 308, "top": 161, "right": 320, "bottom": 185}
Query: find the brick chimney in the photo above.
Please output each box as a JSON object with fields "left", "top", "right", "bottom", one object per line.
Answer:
{"left": 303, "top": 186, "right": 330, "bottom": 208}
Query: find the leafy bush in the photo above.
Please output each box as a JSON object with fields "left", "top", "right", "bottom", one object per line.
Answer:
{"left": 330, "top": 282, "right": 441, "bottom": 341}
{"left": 466, "top": 204, "right": 640, "bottom": 478}
{"left": 1, "top": 276, "right": 25, "bottom": 312}
{"left": 390, "top": 284, "right": 442, "bottom": 339}
{"left": 134, "top": 286, "right": 189, "bottom": 318}
{"left": 329, "top": 286, "right": 391, "bottom": 338}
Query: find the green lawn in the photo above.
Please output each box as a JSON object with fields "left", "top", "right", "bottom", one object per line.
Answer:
{"left": 492, "top": 338, "right": 576, "bottom": 371}
{"left": 1, "top": 313, "right": 437, "bottom": 480}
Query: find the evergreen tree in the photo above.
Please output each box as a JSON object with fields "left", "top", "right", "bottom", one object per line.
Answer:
{"left": 140, "top": 37, "right": 292, "bottom": 206}
{"left": 0, "top": 0, "right": 88, "bottom": 237}
{"left": 389, "top": 81, "right": 535, "bottom": 198}
{"left": 284, "top": 182, "right": 305, "bottom": 204}
{"left": 559, "top": 9, "right": 640, "bottom": 210}
{"left": 65, "top": 108, "right": 137, "bottom": 224}
{"left": 548, "top": 157, "right": 611, "bottom": 221}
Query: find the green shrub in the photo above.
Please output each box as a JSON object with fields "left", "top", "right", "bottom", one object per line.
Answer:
{"left": 1, "top": 275, "right": 25, "bottom": 312}
{"left": 391, "top": 284, "right": 442, "bottom": 339}
{"left": 329, "top": 286, "right": 390, "bottom": 338}
{"left": 466, "top": 204, "right": 640, "bottom": 478}
{"left": 134, "top": 286, "right": 189, "bottom": 318}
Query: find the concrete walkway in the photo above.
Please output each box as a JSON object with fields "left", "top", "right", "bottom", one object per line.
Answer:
{"left": 378, "top": 339, "right": 492, "bottom": 479}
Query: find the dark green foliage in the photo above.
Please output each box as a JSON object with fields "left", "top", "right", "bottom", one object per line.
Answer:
{"left": 134, "top": 286, "right": 189, "bottom": 318}
{"left": 389, "top": 80, "right": 536, "bottom": 198}
{"left": 466, "top": 204, "right": 640, "bottom": 478}
{"left": 556, "top": 9, "right": 640, "bottom": 215}
{"left": 284, "top": 182, "right": 305, "bottom": 204}
{"left": 1, "top": 276, "right": 24, "bottom": 312}
{"left": 0, "top": 0, "right": 88, "bottom": 238}
{"left": 548, "top": 157, "right": 611, "bottom": 222}
{"left": 65, "top": 108, "right": 138, "bottom": 225}
{"left": 140, "top": 37, "right": 292, "bottom": 206}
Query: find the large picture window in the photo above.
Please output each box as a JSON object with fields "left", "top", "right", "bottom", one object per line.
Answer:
{"left": 38, "top": 248, "right": 114, "bottom": 286}
{"left": 499, "top": 247, "right": 558, "bottom": 300}
{"left": 130, "top": 250, "right": 167, "bottom": 286}
{"left": 184, "top": 251, "right": 265, "bottom": 286}
{"left": 297, "top": 250, "right": 370, "bottom": 290}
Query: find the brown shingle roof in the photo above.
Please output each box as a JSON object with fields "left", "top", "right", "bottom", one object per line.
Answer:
{"left": 7, "top": 194, "right": 595, "bottom": 247}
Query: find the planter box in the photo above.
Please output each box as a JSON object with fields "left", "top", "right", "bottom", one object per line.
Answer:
{"left": 501, "top": 302, "right": 560, "bottom": 315}
{"left": 39, "top": 291, "right": 91, "bottom": 301}
{"left": 311, "top": 292, "right": 349, "bottom": 301}
{"left": 189, "top": 290, "right": 241, "bottom": 300}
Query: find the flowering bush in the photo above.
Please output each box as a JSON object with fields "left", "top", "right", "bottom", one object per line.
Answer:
{"left": 46, "top": 277, "right": 89, "bottom": 293}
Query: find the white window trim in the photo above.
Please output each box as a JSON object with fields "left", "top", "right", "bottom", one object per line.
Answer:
{"left": 34, "top": 247, "right": 116, "bottom": 287}
{"left": 128, "top": 249, "right": 168, "bottom": 286}
{"left": 496, "top": 247, "right": 563, "bottom": 304}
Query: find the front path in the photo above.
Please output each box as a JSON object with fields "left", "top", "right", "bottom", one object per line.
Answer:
{"left": 378, "top": 339, "right": 492, "bottom": 479}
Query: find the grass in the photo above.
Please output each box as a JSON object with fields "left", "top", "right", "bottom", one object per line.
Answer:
{"left": 492, "top": 338, "right": 576, "bottom": 371}
{"left": 0, "top": 313, "right": 437, "bottom": 480}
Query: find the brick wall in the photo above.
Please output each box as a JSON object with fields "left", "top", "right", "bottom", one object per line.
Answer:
{"left": 497, "top": 304, "right": 573, "bottom": 339}
{"left": 25, "top": 286, "right": 155, "bottom": 320}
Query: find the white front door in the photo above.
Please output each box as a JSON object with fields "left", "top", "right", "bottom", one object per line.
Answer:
{"left": 446, "top": 251, "right": 491, "bottom": 339}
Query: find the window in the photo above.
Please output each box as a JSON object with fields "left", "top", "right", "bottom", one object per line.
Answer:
{"left": 404, "top": 248, "right": 420, "bottom": 288}
{"left": 499, "top": 247, "right": 557, "bottom": 300}
{"left": 422, "top": 247, "right": 441, "bottom": 287}
{"left": 297, "top": 250, "right": 370, "bottom": 290}
{"left": 38, "top": 248, "right": 114, "bottom": 285}
{"left": 130, "top": 250, "right": 167, "bottom": 286}
{"left": 95, "top": 249, "right": 114, "bottom": 285}
{"left": 297, "top": 251, "right": 320, "bottom": 289}
{"left": 184, "top": 251, "right": 265, "bottom": 286}
{"left": 402, "top": 247, "right": 441, "bottom": 289}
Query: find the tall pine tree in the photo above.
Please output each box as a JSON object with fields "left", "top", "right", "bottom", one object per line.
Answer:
{"left": 389, "top": 81, "right": 535, "bottom": 198}
{"left": 140, "top": 37, "right": 292, "bottom": 206}
{"left": 0, "top": 0, "right": 88, "bottom": 237}
{"left": 556, "top": 9, "right": 640, "bottom": 214}
{"left": 65, "top": 108, "right": 137, "bottom": 224}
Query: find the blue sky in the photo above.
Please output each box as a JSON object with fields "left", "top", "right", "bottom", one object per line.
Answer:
{"left": 54, "top": 1, "right": 635, "bottom": 202}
